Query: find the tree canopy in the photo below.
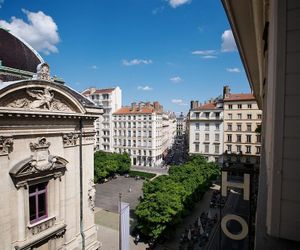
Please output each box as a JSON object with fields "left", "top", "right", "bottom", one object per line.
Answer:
{"left": 135, "top": 155, "right": 220, "bottom": 241}
{"left": 94, "top": 151, "right": 131, "bottom": 182}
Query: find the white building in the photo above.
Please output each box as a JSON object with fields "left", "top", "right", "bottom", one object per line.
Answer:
{"left": 82, "top": 87, "right": 122, "bottom": 152}
{"left": 113, "top": 101, "right": 175, "bottom": 167}
{"left": 188, "top": 98, "right": 224, "bottom": 163}
{"left": 162, "top": 111, "right": 177, "bottom": 154}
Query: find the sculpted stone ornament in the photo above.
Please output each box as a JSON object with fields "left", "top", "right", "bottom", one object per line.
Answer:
{"left": 7, "top": 86, "right": 72, "bottom": 112}
{"left": 30, "top": 137, "right": 56, "bottom": 171}
{"left": 0, "top": 136, "right": 13, "bottom": 155}
{"left": 37, "top": 62, "right": 51, "bottom": 81}
{"left": 62, "top": 133, "right": 79, "bottom": 147}
{"left": 88, "top": 179, "right": 96, "bottom": 211}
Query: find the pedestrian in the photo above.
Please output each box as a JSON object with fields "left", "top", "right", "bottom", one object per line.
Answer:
{"left": 128, "top": 185, "right": 132, "bottom": 192}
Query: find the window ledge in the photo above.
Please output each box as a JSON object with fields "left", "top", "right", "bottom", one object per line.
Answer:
{"left": 27, "top": 215, "right": 56, "bottom": 235}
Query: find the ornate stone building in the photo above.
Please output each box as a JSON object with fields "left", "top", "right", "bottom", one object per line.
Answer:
{"left": 0, "top": 28, "right": 101, "bottom": 249}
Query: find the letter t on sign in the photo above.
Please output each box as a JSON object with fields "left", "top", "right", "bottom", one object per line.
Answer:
{"left": 221, "top": 171, "right": 250, "bottom": 201}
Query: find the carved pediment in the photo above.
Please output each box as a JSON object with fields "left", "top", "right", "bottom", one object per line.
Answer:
{"left": 10, "top": 138, "right": 68, "bottom": 188}
{"left": 0, "top": 86, "right": 76, "bottom": 113}
{"left": 9, "top": 155, "right": 68, "bottom": 188}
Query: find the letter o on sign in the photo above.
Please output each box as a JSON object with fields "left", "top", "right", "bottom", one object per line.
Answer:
{"left": 221, "top": 214, "right": 248, "bottom": 240}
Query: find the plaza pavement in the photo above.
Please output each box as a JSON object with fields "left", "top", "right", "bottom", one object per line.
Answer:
{"left": 95, "top": 175, "right": 219, "bottom": 250}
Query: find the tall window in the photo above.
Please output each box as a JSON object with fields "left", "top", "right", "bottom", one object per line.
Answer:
{"left": 195, "top": 113, "right": 200, "bottom": 119}
{"left": 246, "top": 146, "right": 251, "bottom": 153}
{"left": 236, "top": 145, "right": 241, "bottom": 153}
{"left": 205, "top": 123, "right": 209, "bottom": 131}
{"left": 196, "top": 123, "right": 200, "bottom": 130}
{"left": 227, "top": 134, "right": 232, "bottom": 142}
{"left": 205, "top": 112, "right": 210, "bottom": 118}
{"left": 215, "top": 112, "right": 220, "bottom": 119}
{"left": 256, "top": 134, "right": 261, "bottom": 143}
{"left": 228, "top": 123, "right": 232, "bottom": 131}
{"left": 237, "top": 134, "right": 242, "bottom": 143}
{"left": 238, "top": 104, "right": 242, "bottom": 109}
{"left": 29, "top": 183, "right": 48, "bottom": 224}
{"left": 195, "top": 133, "right": 199, "bottom": 141}
{"left": 228, "top": 104, "right": 233, "bottom": 109}
{"left": 247, "top": 124, "right": 252, "bottom": 132}
{"left": 227, "top": 145, "right": 232, "bottom": 152}
{"left": 246, "top": 135, "right": 252, "bottom": 143}
{"left": 215, "top": 145, "right": 219, "bottom": 154}
{"left": 215, "top": 134, "right": 219, "bottom": 141}
{"left": 256, "top": 146, "right": 261, "bottom": 154}
{"left": 247, "top": 114, "right": 252, "bottom": 119}
{"left": 228, "top": 113, "right": 232, "bottom": 120}
{"left": 205, "top": 133, "right": 209, "bottom": 141}
{"left": 215, "top": 123, "right": 220, "bottom": 130}
{"left": 237, "top": 124, "right": 242, "bottom": 131}
{"left": 195, "top": 144, "right": 199, "bottom": 152}
{"left": 238, "top": 113, "right": 242, "bottom": 119}
{"left": 257, "top": 114, "right": 262, "bottom": 119}
{"left": 205, "top": 144, "right": 209, "bottom": 153}
{"left": 248, "top": 104, "right": 252, "bottom": 109}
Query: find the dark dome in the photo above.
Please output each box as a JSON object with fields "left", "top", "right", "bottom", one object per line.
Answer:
{"left": 0, "top": 28, "right": 44, "bottom": 72}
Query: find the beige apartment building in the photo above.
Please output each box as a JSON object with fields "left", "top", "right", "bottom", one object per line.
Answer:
{"left": 223, "top": 86, "right": 262, "bottom": 166}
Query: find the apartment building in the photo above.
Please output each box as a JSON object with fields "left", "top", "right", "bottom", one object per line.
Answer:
{"left": 162, "top": 111, "right": 177, "bottom": 153}
{"left": 188, "top": 97, "right": 224, "bottom": 163}
{"left": 223, "top": 86, "right": 262, "bottom": 166}
{"left": 113, "top": 101, "right": 175, "bottom": 167}
{"left": 82, "top": 87, "right": 122, "bottom": 152}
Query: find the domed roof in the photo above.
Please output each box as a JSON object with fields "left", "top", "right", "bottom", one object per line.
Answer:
{"left": 0, "top": 28, "right": 44, "bottom": 72}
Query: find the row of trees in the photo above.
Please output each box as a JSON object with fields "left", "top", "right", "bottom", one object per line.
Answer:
{"left": 94, "top": 151, "right": 131, "bottom": 183}
{"left": 134, "top": 155, "right": 220, "bottom": 241}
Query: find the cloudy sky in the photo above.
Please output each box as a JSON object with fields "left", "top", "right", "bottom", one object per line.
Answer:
{"left": 0, "top": 0, "right": 250, "bottom": 114}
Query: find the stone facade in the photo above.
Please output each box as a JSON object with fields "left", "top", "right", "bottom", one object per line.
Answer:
{"left": 0, "top": 79, "right": 102, "bottom": 250}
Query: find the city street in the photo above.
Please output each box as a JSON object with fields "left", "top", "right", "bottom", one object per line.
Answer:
{"left": 165, "top": 137, "right": 188, "bottom": 166}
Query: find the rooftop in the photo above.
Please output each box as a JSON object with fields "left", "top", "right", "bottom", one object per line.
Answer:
{"left": 224, "top": 93, "right": 256, "bottom": 101}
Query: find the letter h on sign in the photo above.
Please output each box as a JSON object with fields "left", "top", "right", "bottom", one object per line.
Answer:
{"left": 221, "top": 171, "right": 250, "bottom": 200}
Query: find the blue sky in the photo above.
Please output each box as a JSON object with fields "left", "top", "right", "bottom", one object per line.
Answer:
{"left": 0, "top": 0, "right": 251, "bottom": 114}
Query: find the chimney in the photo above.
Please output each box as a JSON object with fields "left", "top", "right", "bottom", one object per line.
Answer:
{"left": 131, "top": 102, "right": 137, "bottom": 110}
{"left": 223, "top": 85, "right": 231, "bottom": 98}
{"left": 153, "top": 101, "right": 160, "bottom": 109}
{"left": 190, "top": 101, "right": 199, "bottom": 109}
{"left": 90, "top": 87, "right": 96, "bottom": 94}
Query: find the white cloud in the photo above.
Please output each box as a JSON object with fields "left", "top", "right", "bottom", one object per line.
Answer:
{"left": 169, "top": 0, "right": 191, "bottom": 8}
{"left": 152, "top": 6, "right": 165, "bottom": 15}
{"left": 0, "top": 9, "right": 60, "bottom": 54}
{"left": 202, "top": 55, "right": 217, "bottom": 59}
{"left": 226, "top": 67, "right": 240, "bottom": 73}
{"left": 122, "top": 59, "right": 153, "bottom": 66}
{"left": 221, "top": 29, "right": 237, "bottom": 52}
{"left": 170, "top": 76, "right": 182, "bottom": 83}
{"left": 91, "top": 65, "right": 98, "bottom": 70}
{"left": 171, "top": 99, "right": 188, "bottom": 106}
{"left": 138, "top": 85, "right": 153, "bottom": 91}
{"left": 192, "top": 50, "right": 217, "bottom": 59}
